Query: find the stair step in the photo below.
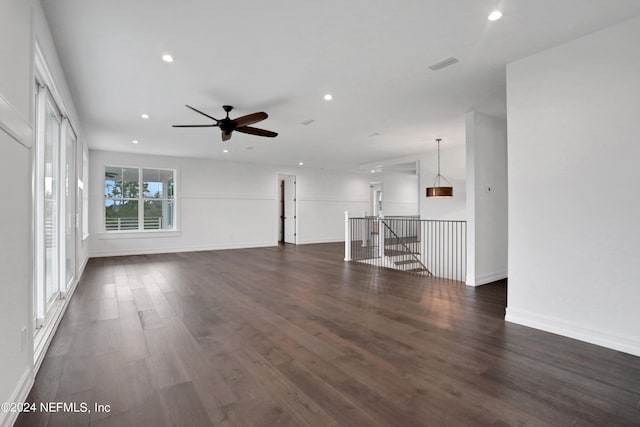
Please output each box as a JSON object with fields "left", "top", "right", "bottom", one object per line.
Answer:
{"left": 384, "top": 242, "right": 420, "bottom": 251}
{"left": 384, "top": 237, "right": 419, "bottom": 245}
{"left": 397, "top": 263, "right": 423, "bottom": 271}
{"left": 385, "top": 242, "right": 419, "bottom": 248}
{"left": 407, "top": 268, "right": 430, "bottom": 274}
{"left": 386, "top": 249, "right": 419, "bottom": 256}
{"left": 395, "top": 259, "right": 418, "bottom": 265}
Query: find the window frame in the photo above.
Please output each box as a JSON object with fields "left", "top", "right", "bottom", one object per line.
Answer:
{"left": 103, "top": 164, "right": 178, "bottom": 234}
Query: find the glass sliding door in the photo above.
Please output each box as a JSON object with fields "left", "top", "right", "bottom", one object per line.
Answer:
{"left": 63, "top": 125, "right": 77, "bottom": 292}
{"left": 43, "top": 94, "right": 61, "bottom": 311}
{"left": 34, "top": 82, "right": 72, "bottom": 329}
{"left": 32, "top": 46, "right": 82, "bottom": 365}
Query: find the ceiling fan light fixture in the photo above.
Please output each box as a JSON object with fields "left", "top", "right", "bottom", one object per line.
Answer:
{"left": 426, "top": 138, "right": 453, "bottom": 198}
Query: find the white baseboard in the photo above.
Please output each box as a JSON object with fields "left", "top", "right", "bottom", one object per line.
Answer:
{"left": 89, "top": 241, "right": 277, "bottom": 258}
{"left": 298, "top": 237, "right": 344, "bottom": 245}
{"left": 78, "top": 255, "right": 89, "bottom": 278}
{"left": 0, "top": 367, "right": 33, "bottom": 427}
{"left": 505, "top": 307, "right": 640, "bottom": 357}
{"left": 466, "top": 270, "right": 507, "bottom": 287}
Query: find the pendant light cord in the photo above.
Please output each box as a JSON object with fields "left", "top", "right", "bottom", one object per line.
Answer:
{"left": 432, "top": 138, "right": 452, "bottom": 187}
{"left": 437, "top": 138, "right": 441, "bottom": 180}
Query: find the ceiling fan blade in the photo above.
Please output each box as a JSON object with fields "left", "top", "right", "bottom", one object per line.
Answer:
{"left": 235, "top": 126, "right": 278, "bottom": 138}
{"left": 172, "top": 124, "right": 218, "bottom": 127}
{"left": 221, "top": 131, "right": 232, "bottom": 142}
{"left": 185, "top": 105, "right": 219, "bottom": 122}
{"left": 232, "top": 112, "right": 268, "bottom": 128}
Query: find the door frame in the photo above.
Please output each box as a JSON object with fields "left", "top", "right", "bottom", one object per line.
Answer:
{"left": 370, "top": 182, "right": 382, "bottom": 217}
{"left": 276, "top": 173, "right": 298, "bottom": 244}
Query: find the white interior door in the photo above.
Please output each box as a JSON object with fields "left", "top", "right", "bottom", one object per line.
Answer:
{"left": 284, "top": 175, "right": 296, "bottom": 244}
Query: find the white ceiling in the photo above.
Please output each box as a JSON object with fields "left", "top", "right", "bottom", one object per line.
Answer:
{"left": 41, "top": 0, "right": 640, "bottom": 170}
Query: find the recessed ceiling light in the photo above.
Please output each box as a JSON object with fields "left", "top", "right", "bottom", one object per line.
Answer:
{"left": 298, "top": 162, "right": 304, "bottom": 166}
{"left": 162, "top": 54, "right": 174, "bottom": 63}
{"left": 132, "top": 140, "right": 139, "bottom": 144}
{"left": 141, "top": 113, "right": 149, "bottom": 119}
{"left": 488, "top": 11, "right": 502, "bottom": 21}
{"left": 371, "top": 170, "right": 376, "bottom": 173}
{"left": 324, "top": 94, "right": 333, "bottom": 101}
{"left": 223, "top": 149, "right": 229, "bottom": 153}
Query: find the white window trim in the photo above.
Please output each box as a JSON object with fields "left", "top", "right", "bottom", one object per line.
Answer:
{"left": 103, "top": 164, "right": 179, "bottom": 235}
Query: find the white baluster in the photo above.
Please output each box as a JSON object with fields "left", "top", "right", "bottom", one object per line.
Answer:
{"left": 378, "top": 216, "right": 385, "bottom": 258}
{"left": 344, "top": 211, "right": 351, "bottom": 261}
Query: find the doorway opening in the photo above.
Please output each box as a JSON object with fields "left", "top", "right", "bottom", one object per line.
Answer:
{"left": 370, "top": 182, "right": 382, "bottom": 217}
{"left": 279, "top": 179, "right": 285, "bottom": 242}
{"left": 278, "top": 174, "right": 297, "bottom": 244}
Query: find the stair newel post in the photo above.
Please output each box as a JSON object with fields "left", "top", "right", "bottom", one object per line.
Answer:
{"left": 344, "top": 211, "right": 351, "bottom": 261}
{"left": 378, "top": 215, "right": 385, "bottom": 258}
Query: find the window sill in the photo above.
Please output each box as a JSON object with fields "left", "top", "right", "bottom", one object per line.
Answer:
{"left": 97, "top": 230, "right": 181, "bottom": 240}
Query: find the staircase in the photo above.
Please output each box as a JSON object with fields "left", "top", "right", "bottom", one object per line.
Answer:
{"left": 345, "top": 213, "right": 467, "bottom": 281}
{"left": 379, "top": 223, "right": 432, "bottom": 276}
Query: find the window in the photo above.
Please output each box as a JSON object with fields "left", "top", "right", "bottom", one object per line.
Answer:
{"left": 104, "top": 166, "right": 176, "bottom": 231}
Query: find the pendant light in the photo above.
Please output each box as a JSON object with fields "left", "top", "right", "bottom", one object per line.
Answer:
{"left": 426, "top": 138, "right": 453, "bottom": 198}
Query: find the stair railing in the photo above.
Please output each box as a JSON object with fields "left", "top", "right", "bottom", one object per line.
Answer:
{"left": 345, "top": 212, "right": 466, "bottom": 281}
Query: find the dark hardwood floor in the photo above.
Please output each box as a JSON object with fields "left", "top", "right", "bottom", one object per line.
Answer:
{"left": 17, "top": 243, "right": 640, "bottom": 426}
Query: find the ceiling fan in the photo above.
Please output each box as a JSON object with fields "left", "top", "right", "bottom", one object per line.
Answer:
{"left": 172, "top": 105, "right": 278, "bottom": 142}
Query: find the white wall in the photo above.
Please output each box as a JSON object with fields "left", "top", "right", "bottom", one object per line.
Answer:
{"left": 296, "top": 168, "right": 370, "bottom": 244}
{"left": 89, "top": 150, "right": 370, "bottom": 256}
{"left": 0, "top": 1, "right": 89, "bottom": 425}
{"left": 419, "top": 145, "right": 467, "bottom": 220}
{"left": 381, "top": 171, "right": 419, "bottom": 216}
{"left": 32, "top": 0, "right": 91, "bottom": 278}
{"left": 466, "top": 112, "right": 508, "bottom": 286}
{"left": 0, "top": 0, "right": 34, "bottom": 418}
{"left": 506, "top": 16, "right": 640, "bottom": 356}
{"left": 0, "top": 130, "right": 31, "bottom": 427}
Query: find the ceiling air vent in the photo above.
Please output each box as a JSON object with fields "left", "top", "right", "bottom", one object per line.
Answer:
{"left": 300, "top": 119, "right": 315, "bottom": 125}
{"left": 428, "top": 56, "right": 459, "bottom": 71}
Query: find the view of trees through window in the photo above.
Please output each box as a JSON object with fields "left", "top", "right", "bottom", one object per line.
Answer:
{"left": 104, "top": 166, "right": 175, "bottom": 231}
